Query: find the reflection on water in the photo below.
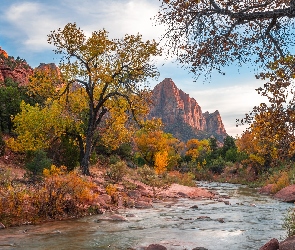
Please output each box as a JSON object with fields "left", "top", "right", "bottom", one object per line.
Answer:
{"left": 0, "top": 182, "right": 293, "bottom": 250}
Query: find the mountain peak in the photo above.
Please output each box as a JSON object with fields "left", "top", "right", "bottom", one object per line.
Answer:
{"left": 150, "top": 79, "right": 227, "bottom": 142}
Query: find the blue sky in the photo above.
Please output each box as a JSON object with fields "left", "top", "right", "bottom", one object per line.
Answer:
{"left": 0, "top": 0, "right": 268, "bottom": 136}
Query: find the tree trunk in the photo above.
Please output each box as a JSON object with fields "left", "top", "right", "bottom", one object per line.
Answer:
{"left": 80, "top": 132, "right": 93, "bottom": 175}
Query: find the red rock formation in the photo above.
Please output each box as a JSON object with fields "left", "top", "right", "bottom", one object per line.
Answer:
{"left": 150, "top": 78, "right": 227, "bottom": 141}
{"left": 0, "top": 48, "right": 33, "bottom": 86}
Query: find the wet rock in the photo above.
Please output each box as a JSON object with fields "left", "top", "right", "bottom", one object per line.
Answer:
{"left": 125, "top": 213, "right": 136, "bottom": 217}
{"left": 190, "top": 205, "right": 199, "bottom": 209}
{"left": 177, "top": 191, "right": 188, "bottom": 198}
{"left": 192, "top": 247, "right": 208, "bottom": 250}
{"left": 280, "top": 235, "right": 295, "bottom": 250}
{"left": 197, "top": 216, "right": 211, "bottom": 221}
{"left": 96, "top": 214, "right": 127, "bottom": 222}
{"left": 259, "top": 238, "right": 279, "bottom": 250}
{"left": 274, "top": 185, "right": 295, "bottom": 202}
{"left": 128, "top": 190, "right": 141, "bottom": 199}
{"left": 134, "top": 201, "right": 152, "bottom": 209}
{"left": 224, "top": 200, "right": 230, "bottom": 205}
{"left": 164, "top": 204, "right": 171, "bottom": 208}
{"left": 145, "top": 244, "right": 167, "bottom": 250}
{"left": 259, "top": 184, "right": 275, "bottom": 195}
{"left": 0, "top": 222, "right": 5, "bottom": 229}
{"left": 217, "top": 218, "right": 225, "bottom": 223}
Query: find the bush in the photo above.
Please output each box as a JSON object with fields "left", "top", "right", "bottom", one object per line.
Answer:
{"left": 106, "top": 160, "right": 128, "bottom": 182}
{"left": 167, "top": 171, "right": 196, "bottom": 187}
{"left": 25, "top": 150, "right": 52, "bottom": 181}
{"left": 283, "top": 208, "right": 295, "bottom": 238}
{"left": 266, "top": 170, "right": 291, "bottom": 193}
{"left": 137, "top": 165, "right": 170, "bottom": 195}
{"left": 0, "top": 165, "right": 99, "bottom": 226}
{"left": 209, "top": 156, "right": 227, "bottom": 174}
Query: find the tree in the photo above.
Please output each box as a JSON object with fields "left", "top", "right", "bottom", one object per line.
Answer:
{"left": 156, "top": 0, "right": 295, "bottom": 76}
{"left": 221, "top": 136, "right": 237, "bottom": 158}
{"left": 0, "top": 78, "right": 30, "bottom": 133}
{"left": 185, "top": 138, "right": 210, "bottom": 162}
{"left": 237, "top": 55, "right": 295, "bottom": 167}
{"left": 134, "top": 119, "right": 181, "bottom": 171}
{"left": 47, "top": 23, "right": 160, "bottom": 175}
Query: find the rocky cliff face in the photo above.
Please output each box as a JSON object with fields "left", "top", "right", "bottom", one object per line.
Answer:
{"left": 0, "top": 47, "right": 33, "bottom": 86}
{"left": 149, "top": 78, "right": 227, "bottom": 142}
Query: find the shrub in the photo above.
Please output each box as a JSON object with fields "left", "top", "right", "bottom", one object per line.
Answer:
{"left": 167, "top": 171, "right": 196, "bottom": 187}
{"left": 137, "top": 165, "right": 170, "bottom": 196}
{"left": 105, "top": 184, "right": 118, "bottom": 203}
{"left": 106, "top": 160, "right": 128, "bottom": 182}
{"left": 267, "top": 170, "right": 290, "bottom": 193}
{"left": 0, "top": 165, "right": 99, "bottom": 226}
{"left": 25, "top": 150, "right": 52, "bottom": 181}
{"left": 209, "top": 156, "right": 227, "bottom": 174}
{"left": 283, "top": 208, "right": 295, "bottom": 238}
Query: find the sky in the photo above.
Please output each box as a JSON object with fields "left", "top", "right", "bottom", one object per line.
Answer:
{"left": 0, "top": 0, "right": 269, "bottom": 137}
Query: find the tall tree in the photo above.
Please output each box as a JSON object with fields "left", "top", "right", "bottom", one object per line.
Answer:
{"left": 237, "top": 55, "right": 295, "bottom": 167}
{"left": 10, "top": 23, "right": 160, "bottom": 175}
{"left": 47, "top": 23, "right": 160, "bottom": 175}
{"left": 156, "top": 0, "right": 295, "bottom": 76}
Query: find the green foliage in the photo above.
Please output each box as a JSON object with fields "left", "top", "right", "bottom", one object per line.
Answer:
{"left": 0, "top": 78, "right": 27, "bottom": 133}
{"left": 25, "top": 150, "right": 52, "bottom": 181}
{"left": 209, "top": 156, "right": 227, "bottom": 174}
{"left": 137, "top": 165, "right": 168, "bottom": 189}
{"left": 114, "top": 143, "right": 132, "bottom": 159}
{"left": 283, "top": 208, "right": 295, "bottom": 238}
{"left": 48, "top": 135, "right": 80, "bottom": 171}
{"left": 106, "top": 160, "right": 128, "bottom": 182}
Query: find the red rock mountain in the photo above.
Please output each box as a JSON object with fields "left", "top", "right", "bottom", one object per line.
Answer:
{"left": 149, "top": 78, "right": 227, "bottom": 142}
{"left": 0, "top": 47, "right": 33, "bottom": 86}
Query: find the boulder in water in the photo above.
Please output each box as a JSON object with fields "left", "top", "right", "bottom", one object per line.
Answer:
{"left": 146, "top": 244, "right": 167, "bottom": 250}
{"left": 259, "top": 238, "right": 279, "bottom": 250}
{"left": 274, "top": 184, "right": 295, "bottom": 202}
{"left": 279, "top": 235, "right": 295, "bottom": 250}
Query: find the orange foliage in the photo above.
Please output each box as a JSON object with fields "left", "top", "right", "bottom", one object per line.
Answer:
{"left": 0, "top": 166, "right": 99, "bottom": 227}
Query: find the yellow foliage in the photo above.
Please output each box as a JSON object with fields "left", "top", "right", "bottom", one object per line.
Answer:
{"left": 134, "top": 120, "right": 180, "bottom": 170}
{"left": 7, "top": 99, "right": 84, "bottom": 152}
{"left": 154, "top": 151, "right": 169, "bottom": 174}
{"left": 268, "top": 171, "right": 290, "bottom": 193}
{"left": 249, "top": 154, "right": 265, "bottom": 165}
{"left": 185, "top": 139, "right": 210, "bottom": 161}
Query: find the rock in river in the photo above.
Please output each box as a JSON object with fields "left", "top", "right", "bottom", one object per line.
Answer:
{"left": 274, "top": 184, "right": 295, "bottom": 202}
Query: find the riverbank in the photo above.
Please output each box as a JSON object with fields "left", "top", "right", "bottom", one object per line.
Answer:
{"left": 0, "top": 159, "right": 215, "bottom": 229}
{"left": 0, "top": 182, "right": 293, "bottom": 250}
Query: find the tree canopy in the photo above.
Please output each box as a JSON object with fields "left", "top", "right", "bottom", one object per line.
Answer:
{"left": 237, "top": 55, "right": 295, "bottom": 168}
{"left": 156, "top": 0, "right": 295, "bottom": 76}
{"left": 10, "top": 23, "right": 161, "bottom": 175}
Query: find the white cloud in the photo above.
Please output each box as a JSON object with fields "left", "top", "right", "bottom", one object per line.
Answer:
{"left": 2, "top": 0, "right": 164, "bottom": 52}
{"left": 4, "top": 2, "right": 63, "bottom": 51}
{"left": 189, "top": 81, "right": 268, "bottom": 137}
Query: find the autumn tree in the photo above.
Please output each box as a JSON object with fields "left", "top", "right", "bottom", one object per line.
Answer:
{"left": 10, "top": 23, "right": 160, "bottom": 175}
{"left": 237, "top": 56, "right": 295, "bottom": 168}
{"left": 134, "top": 119, "right": 181, "bottom": 172}
{"left": 185, "top": 138, "right": 210, "bottom": 162}
{"left": 156, "top": 0, "right": 295, "bottom": 76}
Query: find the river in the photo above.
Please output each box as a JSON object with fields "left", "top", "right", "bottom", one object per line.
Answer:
{"left": 0, "top": 182, "right": 293, "bottom": 250}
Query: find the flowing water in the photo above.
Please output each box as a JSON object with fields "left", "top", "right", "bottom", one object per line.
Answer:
{"left": 1, "top": 182, "right": 294, "bottom": 250}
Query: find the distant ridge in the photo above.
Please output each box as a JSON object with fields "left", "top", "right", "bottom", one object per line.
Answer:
{"left": 149, "top": 78, "right": 227, "bottom": 142}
